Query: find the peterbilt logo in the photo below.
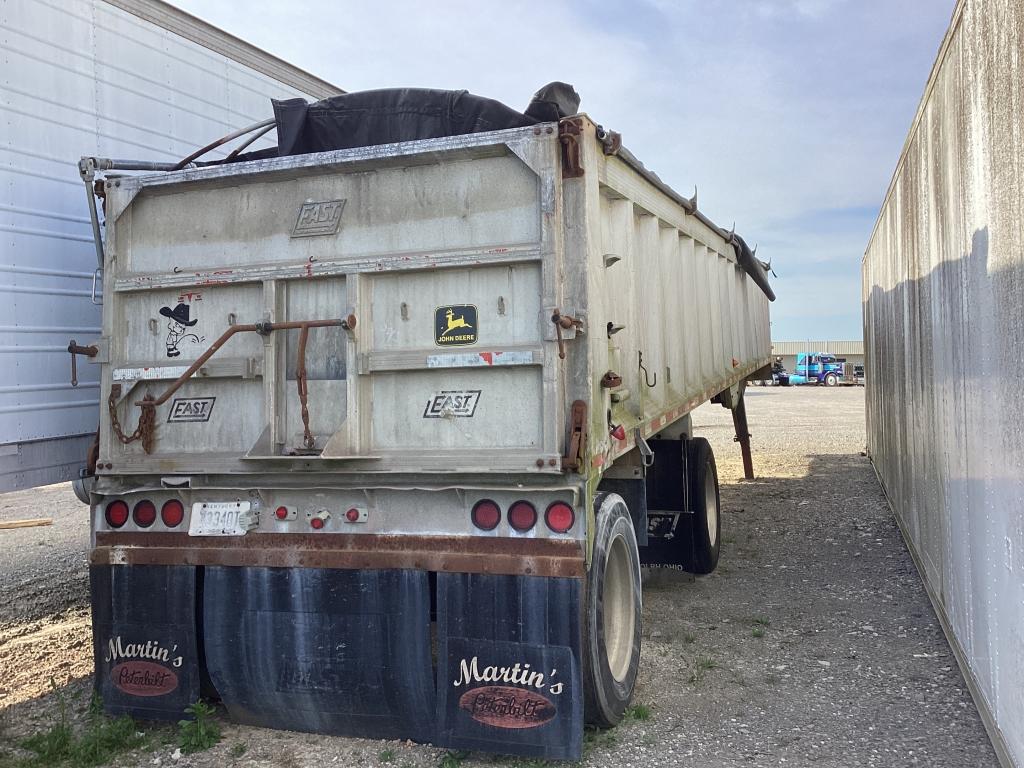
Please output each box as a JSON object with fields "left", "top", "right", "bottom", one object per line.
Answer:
{"left": 292, "top": 199, "right": 346, "bottom": 238}
{"left": 458, "top": 686, "right": 556, "bottom": 729}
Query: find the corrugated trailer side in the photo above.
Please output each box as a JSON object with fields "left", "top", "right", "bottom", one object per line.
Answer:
{"left": 0, "top": 0, "right": 340, "bottom": 492}
{"left": 863, "top": 1, "right": 1023, "bottom": 765}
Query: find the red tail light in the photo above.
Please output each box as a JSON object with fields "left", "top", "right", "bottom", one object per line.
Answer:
{"left": 133, "top": 500, "right": 157, "bottom": 528}
{"left": 545, "top": 502, "right": 575, "bottom": 533}
{"left": 275, "top": 506, "right": 289, "bottom": 520}
{"left": 346, "top": 508, "right": 360, "bottom": 522}
{"left": 508, "top": 500, "right": 538, "bottom": 532}
{"left": 161, "top": 500, "right": 185, "bottom": 528}
{"left": 105, "top": 500, "right": 129, "bottom": 528}
{"left": 471, "top": 499, "right": 500, "bottom": 531}
{"left": 310, "top": 516, "right": 325, "bottom": 530}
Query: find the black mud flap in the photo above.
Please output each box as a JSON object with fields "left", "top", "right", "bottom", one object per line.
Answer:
{"left": 641, "top": 438, "right": 690, "bottom": 568}
{"left": 90, "top": 564, "right": 200, "bottom": 720}
{"left": 202, "top": 567, "right": 435, "bottom": 742}
{"left": 436, "top": 573, "right": 583, "bottom": 761}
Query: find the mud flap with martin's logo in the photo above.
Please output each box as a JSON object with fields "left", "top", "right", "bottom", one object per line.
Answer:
{"left": 436, "top": 573, "right": 583, "bottom": 760}
{"left": 90, "top": 565, "right": 200, "bottom": 721}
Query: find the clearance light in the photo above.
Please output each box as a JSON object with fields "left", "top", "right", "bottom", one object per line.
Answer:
{"left": 508, "top": 500, "right": 538, "bottom": 532}
{"left": 105, "top": 500, "right": 129, "bottom": 528}
{"left": 275, "top": 506, "right": 289, "bottom": 520}
{"left": 345, "top": 507, "right": 368, "bottom": 523}
{"left": 545, "top": 502, "right": 575, "bottom": 533}
{"left": 133, "top": 500, "right": 157, "bottom": 528}
{"left": 161, "top": 500, "right": 185, "bottom": 528}
{"left": 471, "top": 500, "right": 500, "bottom": 531}
{"left": 310, "top": 510, "right": 330, "bottom": 530}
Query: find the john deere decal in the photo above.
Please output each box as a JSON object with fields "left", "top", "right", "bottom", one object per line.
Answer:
{"left": 435, "top": 305, "right": 478, "bottom": 346}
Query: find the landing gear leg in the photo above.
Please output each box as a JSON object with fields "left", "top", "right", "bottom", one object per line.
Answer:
{"left": 731, "top": 393, "right": 754, "bottom": 480}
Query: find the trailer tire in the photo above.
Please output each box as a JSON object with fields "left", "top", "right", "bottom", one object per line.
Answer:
{"left": 583, "top": 492, "right": 642, "bottom": 728}
{"left": 824, "top": 372, "right": 838, "bottom": 387}
{"left": 679, "top": 437, "right": 721, "bottom": 575}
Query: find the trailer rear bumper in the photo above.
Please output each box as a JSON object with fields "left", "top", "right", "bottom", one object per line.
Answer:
{"left": 90, "top": 560, "right": 584, "bottom": 761}
{"left": 91, "top": 532, "right": 585, "bottom": 578}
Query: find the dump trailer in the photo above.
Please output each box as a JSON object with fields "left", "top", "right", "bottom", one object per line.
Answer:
{"left": 74, "top": 86, "right": 773, "bottom": 761}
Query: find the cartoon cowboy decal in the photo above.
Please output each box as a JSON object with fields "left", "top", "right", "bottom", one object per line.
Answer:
{"left": 159, "top": 303, "right": 204, "bottom": 358}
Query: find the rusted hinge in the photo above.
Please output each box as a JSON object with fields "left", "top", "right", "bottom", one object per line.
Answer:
{"left": 561, "top": 400, "right": 588, "bottom": 472}
{"left": 559, "top": 117, "right": 585, "bottom": 179}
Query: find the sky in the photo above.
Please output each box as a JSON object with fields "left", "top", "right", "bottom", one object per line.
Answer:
{"left": 172, "top": 0, "right": 954, "bottom": 341}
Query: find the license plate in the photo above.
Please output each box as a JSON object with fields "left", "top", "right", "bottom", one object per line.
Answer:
{"left": 188, "top": 501, "right": 256, "bottom": 537}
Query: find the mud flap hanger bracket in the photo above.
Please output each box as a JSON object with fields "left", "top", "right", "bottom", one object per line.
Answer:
{"left": 634, "top": 428, "right": 654, "bottom": 468}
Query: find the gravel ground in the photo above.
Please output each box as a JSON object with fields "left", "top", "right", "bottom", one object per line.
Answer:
{"left": 0, "top": 386, "right": 999, "bottom": 767}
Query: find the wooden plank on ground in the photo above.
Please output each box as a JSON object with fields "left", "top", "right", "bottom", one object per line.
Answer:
{"left": 0, "top": 518, "right": 53, "bottom": 530}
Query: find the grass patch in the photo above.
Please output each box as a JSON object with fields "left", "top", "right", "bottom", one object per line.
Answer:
{"left": 439, "top": 750, "right": 469, "bottom": 767}
{"left": 6, "top": 687, "right": 150, "bottom": 768}
{"left": 681, "top": 632, "right": 696, "bottom": 644}
{"left": 177, "top": 701, "right": 221, "bottom": 755}
{"left": 378, "top": 747, "right": 396, "bottom": 763}
{"left": 688, "top": 655, "right": 718, "bottom": 685}
{"left": 230, "top": 742, "right": 247, "bottom": 758}
{"left": 583, "top": 725, "right": 619, "bottom": 753}
{"left": 751, "top": 627, "right": 766, "bottom": 638}
{"left": 625, "top": 703, "right": 652, "bottom": 721}
{"left": 752, "top": 617, "right": 771, "bottom": 627}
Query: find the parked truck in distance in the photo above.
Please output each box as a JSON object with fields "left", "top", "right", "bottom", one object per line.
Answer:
{"left": 787, "top": 352, "right": 861, "bottom": 386}
{"left": 72, "top": 85, "right": 774, "bottom": 762}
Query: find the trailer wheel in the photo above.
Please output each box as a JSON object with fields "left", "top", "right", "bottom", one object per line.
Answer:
{"left": 824, "top": 372, "right": 838, "bottom": 387}
{"left": 583, "top": 492, "right": 642, "bottom": 727}
{"left": 679, "top": 437, "right": 721, "bottom": 575}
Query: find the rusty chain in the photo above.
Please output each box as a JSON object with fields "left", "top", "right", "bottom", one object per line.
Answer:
{"left": 108, "top": 384, "right": 156, "bottom": 454}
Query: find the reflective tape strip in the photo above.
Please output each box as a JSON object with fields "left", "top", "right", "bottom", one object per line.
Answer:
{"left": 426, "top": 350, "right": 534, "bottom": 368}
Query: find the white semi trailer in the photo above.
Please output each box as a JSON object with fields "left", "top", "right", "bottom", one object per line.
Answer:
{"left": 77, "top": 87, "right": 773, "bottom": 761}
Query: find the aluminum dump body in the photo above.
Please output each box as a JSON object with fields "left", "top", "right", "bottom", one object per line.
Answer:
{"left": 96, "top": 117, "right": 771, "bottom": 478}
{"left": 87, "top": 114, "right": 771, "bottom": 759}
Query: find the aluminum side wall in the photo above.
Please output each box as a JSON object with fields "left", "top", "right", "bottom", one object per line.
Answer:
{"left": 863, "top": 1, "right": 1023, "bottom": 764}
{"left": 0, "top": 0, "right": 339, "bottom": 491}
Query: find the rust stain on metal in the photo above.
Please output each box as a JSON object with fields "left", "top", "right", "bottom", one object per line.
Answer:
{"left": 92, "top": 533, "right": 585, "bottom": 577}
{"left": 558, "top": 117, "right": 584, "bottom": 179}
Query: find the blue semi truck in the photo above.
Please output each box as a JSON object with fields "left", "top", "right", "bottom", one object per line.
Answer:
{"left": 785, "top": 352, "right": 859, "bottom": 386}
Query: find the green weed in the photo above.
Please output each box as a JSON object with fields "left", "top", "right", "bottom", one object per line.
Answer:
{"left": 625, "top": 703, "right": 652, "bottom": 721}
{"left": 7, "top": 683, "right": 149, "bottom": 768}
{"left": 379, "top": 748, "right": 396, "bottom": 763}
{"left": 230, "top": 742, "right": 247, "bottom": 758}
{"left": 439, "top": 750, "right": 469, "bottom": 767}
{"left": 177, "top": 701, "right": 221, "bottom": 754}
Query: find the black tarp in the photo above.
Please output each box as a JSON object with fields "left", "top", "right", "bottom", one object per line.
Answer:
{"left": 220, "top": 82, "right": 580, "bottom": 163}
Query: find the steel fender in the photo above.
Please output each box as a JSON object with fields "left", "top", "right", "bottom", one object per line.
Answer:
{"left": 202, "top": 567, "right": 435, "bottom": 742}
{"left": 436, "top": 573, "right": 583, "bottom": 761}
{"left": 90, "top": 564, "right": 200, "bottom": 721}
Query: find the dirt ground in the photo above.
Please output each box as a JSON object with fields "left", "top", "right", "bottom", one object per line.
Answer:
{"left": 0, "top": 387, "right": 999, "bottom": 767}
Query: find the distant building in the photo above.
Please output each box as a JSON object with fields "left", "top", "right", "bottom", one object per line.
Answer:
{"left": 770, "top": 341, "right": 864, "bottom": 375}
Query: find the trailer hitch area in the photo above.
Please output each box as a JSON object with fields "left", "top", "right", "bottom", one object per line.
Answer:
{"left": 551, "top": 308, "right": 583, "bottom": 360}
{"left": 561, "top": 400, "right": 588, "bottom": 472}
{"left": 67, "top": 340, "right": 98, "bottom": 387}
